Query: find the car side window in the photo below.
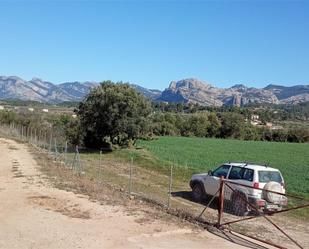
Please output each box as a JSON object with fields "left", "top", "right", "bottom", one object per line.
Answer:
{"left": 228, "top": 166, "right": 242, "bottom": 180}
{"left": 212, "top": 165, "right": 230, "bottom": 178}
{"left": 242, "top": 169, "right": 254, "bottom": 181}
{"left": 228, "top": 167, "right": 254, "bottom": 181}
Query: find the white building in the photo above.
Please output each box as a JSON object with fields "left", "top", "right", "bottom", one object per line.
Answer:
{"left": 251, "top": 114, "right": 260, "bottom": 121}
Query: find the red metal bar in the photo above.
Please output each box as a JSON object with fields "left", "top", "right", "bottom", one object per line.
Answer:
{"left": 221, "top": 203, "right": 309, "bottom": 226}
{"left": 263, "top": 214, "right": 304, "bottom": 249}
{"left": 227, "top": 229, "right": 287, "bottom": 249}
{"left": 217, "top": 176, "right": 225, "bottom": 227}
{"left": 224, "top": 182, "right": 304, "bottom": 249}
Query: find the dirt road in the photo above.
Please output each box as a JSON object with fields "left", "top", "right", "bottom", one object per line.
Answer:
{"left": 0, "top": 138, "right": 266, "bottom": 249}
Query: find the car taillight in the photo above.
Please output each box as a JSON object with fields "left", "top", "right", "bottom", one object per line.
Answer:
{"left": 257, "top": 199, "right": 266, "bottom": 207}
{"left": 253, "top": 182, "right": 259, "bottom": 189}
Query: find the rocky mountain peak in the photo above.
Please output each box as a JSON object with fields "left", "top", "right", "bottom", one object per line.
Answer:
{"left": 230, "top": 84, "right": 247, "bottom": 90}
{"left": 31, "top": 77, "right": 44, "bottom": 82}
{"left": 168, "top": 78, "right": 212, "bottom": 91}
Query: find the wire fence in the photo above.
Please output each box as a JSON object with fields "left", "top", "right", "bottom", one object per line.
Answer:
{"left": 1, "top": 122, "right": 309, "bottom": 249}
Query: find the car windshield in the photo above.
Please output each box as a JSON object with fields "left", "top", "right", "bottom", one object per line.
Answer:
{"left": 212, "top": 165, "right": 230, "bottom": 178}
{"left": 258, "top": 171, "right": 282, "bottom": 183}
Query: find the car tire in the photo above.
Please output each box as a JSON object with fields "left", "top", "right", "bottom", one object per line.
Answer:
{"left": 232, "top": 192, "right": 249, "bottom": 216}
{"left": 192, "top": 183, "right": 205, "bottom": 203}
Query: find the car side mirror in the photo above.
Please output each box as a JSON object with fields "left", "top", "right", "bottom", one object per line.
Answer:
{"left": 208, "top": 170, "right": 213, "bottom": 176}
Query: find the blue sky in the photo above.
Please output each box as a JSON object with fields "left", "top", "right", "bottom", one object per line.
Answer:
{"left": 0, "top": 0, "right": 308, "bottom": 90}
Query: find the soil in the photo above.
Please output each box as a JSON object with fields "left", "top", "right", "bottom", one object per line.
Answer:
{"left": 0, "top": 138, "right": 261, "bottom": 249}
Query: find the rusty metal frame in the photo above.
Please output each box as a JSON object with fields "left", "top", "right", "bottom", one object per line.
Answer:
{"left": 215, "top": 178, "right": 307, "bottom": 249}
{"left": 227, "top": 229, "right": 288, "bottom": 249}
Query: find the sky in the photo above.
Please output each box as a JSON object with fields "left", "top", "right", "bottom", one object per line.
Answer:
{"left": 0, "top": 0, "right": 308, "bottom": 90}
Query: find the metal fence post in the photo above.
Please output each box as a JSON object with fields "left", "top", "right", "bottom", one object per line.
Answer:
{"left": 167, "top": 164, "right": 173, "bottom": 208}
{"left": 34, "top": 129, "right": 37, "bottom": 145}
{"left": 21, "top": 126, "right": 24, "bottom": 141}
{"left": 54, "top": 138, "right": 58, "bottom": 160}
{"left": 99, "top": 150, "right": 102, "bottom": 179}
{"left": 30, "top": 127, "right": 32, "bottom": 143}
{"left": 49, "top": 133, "right": 52, "bottom": 153}
{"left": 44, "top": 132, "right": 47, "bottom": 150}
{"left": 129, "top": 157, "right": 133, "bottom": 195}
{"left": 64, "top": 141, "right": 67, "bottom": 165}
{"left": 27, "top": 126, "right": 30, "bottom": 142}
{"left": 217, "top": 176, "right": 225, "bottom": 227}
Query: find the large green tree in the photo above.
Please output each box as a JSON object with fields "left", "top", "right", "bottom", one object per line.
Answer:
{"left": 77, "top": 81, "right": 152, "bottom": 148}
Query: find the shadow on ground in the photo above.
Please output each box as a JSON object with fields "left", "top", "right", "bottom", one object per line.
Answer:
{"left": 206, "top": 226, "right": 270, "bottom": 249}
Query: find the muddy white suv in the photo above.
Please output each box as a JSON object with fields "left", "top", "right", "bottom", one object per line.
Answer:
{"left": 189, "top": 162, "right": 288, "bottom": 216}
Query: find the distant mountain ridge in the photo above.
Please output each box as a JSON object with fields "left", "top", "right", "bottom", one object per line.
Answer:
{"left": 0, "top": 76, "right": 158, "bottom": 104}
{"left": 0, "top": 76, "right": 308, "bottom": 106}
{"left": 0, "top": 76, "right": 92, "bottom": 103}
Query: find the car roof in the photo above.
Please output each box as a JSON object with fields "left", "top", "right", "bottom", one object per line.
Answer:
{"left": 225, "top": 162, "right": 280, "bottom": 172}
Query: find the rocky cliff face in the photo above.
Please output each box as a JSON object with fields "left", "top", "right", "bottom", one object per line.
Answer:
{"left": 0, "top": 76, "right": 308, "bottom": 106}
{"left": 264, "top": 84, "right": 309, "bottom": 104}
{"left": 158, "top": 78, "right": 280, "bottom": 106}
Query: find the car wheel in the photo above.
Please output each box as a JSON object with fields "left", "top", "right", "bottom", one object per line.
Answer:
{"left": 192, "top": 184, "right": 204, "bottom": 203}
{"left": 232, "top": 192, "right": 249, "bottom": 216}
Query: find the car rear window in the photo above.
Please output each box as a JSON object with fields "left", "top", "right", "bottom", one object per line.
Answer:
{"left": 258, "top": 171, "right": 282, "bottom": 183}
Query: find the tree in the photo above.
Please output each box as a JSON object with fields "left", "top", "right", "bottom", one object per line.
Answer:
{"left": 65, "top": 118, "right": 83, "bottom": 146}
{"left": 185, "top": 113, "right": 210, "bottom": 137}
{"left": 219, "top": 112, "right": 245, "bottom": 139}
{"left": 77, "top": 81, "right": 152, "bottom": 148}
{"left": 207, "top": 112, "right": 221, "bottom": 137}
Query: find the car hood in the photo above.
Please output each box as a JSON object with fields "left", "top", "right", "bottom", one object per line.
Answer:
{"left": 191, "top": 173, "right": 208, "bottom": 181}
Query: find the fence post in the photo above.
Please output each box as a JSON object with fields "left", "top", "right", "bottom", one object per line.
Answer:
{"left": 34, "top": 129, "right": 37, "bottom": 145}
{"left": 99, "top": 150, "right": 102, "bottom": 179}
{"left": 30, "top": 127, "right": 32, "bottom": 143}
{"left": 167, "top": 164, "right": 173, "bottom": 208}
{"left": 217, "top": 176, "right": 225, "bottom": 227}
{"left": 64, "top": 141, "right": 68, "bottom": 165}
{"left": 27, "top": 126, "right": 29, "bottom": 142}
{"left": 76, "top": 145, "right": 82, "bottom": 175}
{"left": 44, "top": 132, "right": 47, "bottom": 150}
{"left": 54, "top": 138, "right": 58, "bottom": 160}
{"left": 49, "top": 133, "right": 52, "bottom": 153}
{"left": 129, "top": 156, "right": 133, "bottom": 195}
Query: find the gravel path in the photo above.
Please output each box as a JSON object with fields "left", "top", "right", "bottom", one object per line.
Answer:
{"left": 0, "top": 138, "right": 252, "bottom": 249}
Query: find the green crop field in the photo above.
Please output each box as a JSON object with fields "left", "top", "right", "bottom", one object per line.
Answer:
{"left": 137, "top": 136, "right": 309, "bottom": 197}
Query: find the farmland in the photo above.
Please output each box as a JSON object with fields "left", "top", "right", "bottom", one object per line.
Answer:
{"left": 137, "top": 136, "right": 309, "bottom": 197}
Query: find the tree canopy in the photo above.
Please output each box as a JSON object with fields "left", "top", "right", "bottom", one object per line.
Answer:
{"left": 77, "top": 81, "right": 152, "bottom": 148}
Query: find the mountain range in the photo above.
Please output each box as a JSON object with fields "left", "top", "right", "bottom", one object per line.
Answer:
{"left": 0, "top": 76, "right": 309, "bottom": 106}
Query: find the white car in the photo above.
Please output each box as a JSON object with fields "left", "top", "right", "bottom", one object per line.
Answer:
{"left": 189, "top": 162, "right": 288, "bottom": 216}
